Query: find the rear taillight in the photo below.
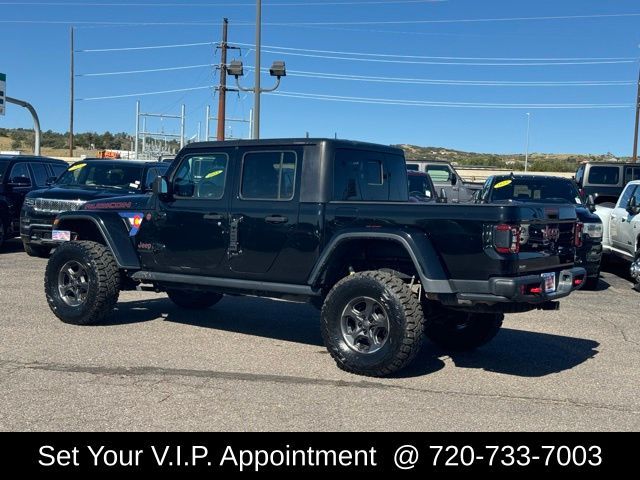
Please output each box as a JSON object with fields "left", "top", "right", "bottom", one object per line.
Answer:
{"left": 574, "top": 222, "right": 584, "bottom": 247}
{"left": 494, "top": 224, "right": 521, "bottom": 254}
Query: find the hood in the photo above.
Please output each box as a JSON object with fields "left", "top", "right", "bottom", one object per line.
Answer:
{"left": 80, "top": 194, "right": 153, "bottom": 211}
{"left": 575, "top": 205, "right": 601, "bottom": 223}
{"left": 26, "top": 185, "right": 144, "bottom": 201}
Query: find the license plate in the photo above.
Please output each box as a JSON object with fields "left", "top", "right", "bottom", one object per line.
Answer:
{"left": 541, "top": 272, "right": 556, "bottom": 293}
{"left": 52, "top": 230, "right": 71, "bottom": 242}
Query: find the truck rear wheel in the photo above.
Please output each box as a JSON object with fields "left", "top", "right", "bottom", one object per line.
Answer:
{"left": 167, "top": 289, "right": 223, "bottom": 309}
{"left": 424, "top": 310, "right": 503, "bottom": 352}
{"left": 45, "top": 241, "right": 120, "bottom": 325}
{"left": 321, "top": 271, "right": 424, "bottom": 377}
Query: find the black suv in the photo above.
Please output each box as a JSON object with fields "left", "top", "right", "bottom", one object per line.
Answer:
{"left": 476, "top": 174, "right": 603, "bottom": 289}
{"left": 0, "top": 154, "right": 68, "bottom": 249}
{"left": 44, "top": 139, "right": 585, "bottom": 377}
{"left": 21, "top": 159, "right": 168, "bottom": 257}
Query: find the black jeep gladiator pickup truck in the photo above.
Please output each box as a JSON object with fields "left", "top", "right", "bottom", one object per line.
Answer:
{"left": 44, "top": 139, "right": 586, "bottom": 376}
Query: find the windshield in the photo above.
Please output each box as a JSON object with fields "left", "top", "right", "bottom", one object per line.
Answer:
{"left": 408, "top": 175, "right": 432, "bottom": 198}
{"left": 56, "top": 163, "right": 144, "bottom": 190}
{"left": 490, "top": 177, "right": 582, "bottom": 204}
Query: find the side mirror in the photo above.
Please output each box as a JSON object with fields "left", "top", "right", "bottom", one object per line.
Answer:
{"left": 153, "top": 176, "right": 173, "bottom": 201}
{"left": 586, "top": 194, "right": 596, "bottom": 213}
{"left": 628, "top": 196, "right": 640, "bottom": 215}
{"left": 450, "top": 174, "right": 458, "bottom": 186}
{"left": 9, "top": 176, "right": 31, "bottom": 187}
{"left": 45, "top": 176, "right": 57, "bottom": 186}
{"left": 437, "top": 188, "right": 448, "bottom": 204}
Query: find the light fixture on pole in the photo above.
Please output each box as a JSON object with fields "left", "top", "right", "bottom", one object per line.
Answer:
{"left": 524, "top": 112, "right": 531, "bottom": 172}
{"left": 227, "top": 57, "right": 286, "bottom": 139}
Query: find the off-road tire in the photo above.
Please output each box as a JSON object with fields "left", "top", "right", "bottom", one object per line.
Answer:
{"left": 321, "top": 270, "right": 424, "bottom": 377}
{"left": 0, "top": 218, "right": 6, "bottom": 250}
{"left": 45, "top": 241, "right": 120, "bottom": 325}
{"left": 167, "top": 289, "right": 223, "bottom": 309}
{"left": 23, "top": 241, "right": 52, "bottom": 258}
{"left": 424, "top": 310, "right": 503, "bottom": 352}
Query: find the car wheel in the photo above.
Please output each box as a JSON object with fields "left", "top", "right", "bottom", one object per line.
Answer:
{"left": 631, "top": 252, "right": 640, "bottom": 292}
{"left": 0, "top": 219, "right": 6, "bottom": 250}
{"left": 45, "top": 241, "right": 120, "bottom": 325}
{"left": 424, "top": 310, "right": 503, "bottom": 352}
{"left": 23, "top": 241, "right": 52, "bottom": 258}
{"left": 321, "top": 270, "right": 424, "bottom": 377}
{"left": 167, "top": 289, "right": 223, "bottom": 309}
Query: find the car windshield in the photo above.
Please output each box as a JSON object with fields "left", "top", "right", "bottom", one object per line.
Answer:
{"left": 490, "top": 177, "right": 582, "bottom": 204}
{"left": 55, "top": 163, "right": 144, "bottom": 190}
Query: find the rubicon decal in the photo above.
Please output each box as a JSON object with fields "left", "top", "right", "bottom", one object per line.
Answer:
{"left": 85, "top": 202, "right": 133, "bottom": 210}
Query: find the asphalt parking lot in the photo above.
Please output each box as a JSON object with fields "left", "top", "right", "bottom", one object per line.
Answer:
{"left": 0, "top": 238, "right": 638, "bottom": 431}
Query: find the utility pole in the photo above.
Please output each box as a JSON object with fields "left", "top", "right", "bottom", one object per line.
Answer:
{"left": 69, "top": 26, "right": 75, "bottom": 158}
{"left": 253, "top": 0, "right": 262, "bottom": 139}
{"left": 216, "top": 18, "right": 229, "bottom": 141}
{"left": 633, "top": 63, "right": 640, "bottom": 163}
{"left": 524, "top": 112, "right": 531, "bottom": 172}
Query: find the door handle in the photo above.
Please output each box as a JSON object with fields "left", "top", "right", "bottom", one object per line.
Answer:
{"left": 204, "top": 213, "right": 223, "bottom": 221}
{"left": 265, "top": 215, "right": 288, "bottom": 224}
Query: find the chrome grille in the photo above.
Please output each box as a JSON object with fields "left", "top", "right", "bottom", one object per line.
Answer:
{"left": 33, "top": 198, "right": 85, "bottom": 214}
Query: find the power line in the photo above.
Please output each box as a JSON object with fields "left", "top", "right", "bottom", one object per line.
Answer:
{"left": 0, "top": 0, "right": 445, "bottom": 6}
{"left": 3, "top": 12, "right": 640, "bottom": 27}
{"left": 268, "top": 90, "right": 635, "bottom": 109}
{"left": 260, "top": 48, "right": 637, "bottom": 66}
{"left": 76, "top": 85, "right": 213, "bottom": 101}
{"left": 266, "top": 68, "right": 637, "bottom": 87}
{"left": 77, "top": 64, "right": 215, "bottom": 77}
{"left": 77, "top": 41, "right": 215, "bottom": 53}
{"left": 235, "top": 42, "right": 635, "bottom": 62}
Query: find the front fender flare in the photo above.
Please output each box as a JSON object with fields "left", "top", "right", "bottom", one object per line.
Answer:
{"left": 56, "top": 212, "right": 140, "bottom": 270}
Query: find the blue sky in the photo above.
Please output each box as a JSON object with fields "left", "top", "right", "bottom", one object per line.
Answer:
{"left": 0, "top": 0, "right": 639, "bottom": 155}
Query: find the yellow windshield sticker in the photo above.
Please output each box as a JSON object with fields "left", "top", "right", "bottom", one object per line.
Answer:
{"left": 205, "top": 170, "right": 224, "bottom": 179}
{"left": 494, "top": 179, "right": 512, "bottom": 189}
{"left": 68, "top": 163, "right": 86, "bottom": 172}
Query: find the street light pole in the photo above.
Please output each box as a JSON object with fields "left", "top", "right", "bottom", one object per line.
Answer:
{"left": 252, "top": 0, "right": 262, "bottom": 140}
{"left": 633, "top": 62, "right": 639, "bottom": 163}
{"left": 525, "top": 112, "right": 531, "bottom": 172}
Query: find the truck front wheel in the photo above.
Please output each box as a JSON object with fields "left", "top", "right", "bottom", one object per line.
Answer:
{"left": 424, "top": 310, "right": 503, "bottom": 351}
{"left": 321, "top": 271, "right": 424, "bottom": 377}
{"left": 45, "top": 241, "right": 120, "bottom": 325}
{"left": 167, "top": 289, "right": 223, "bottom": 309}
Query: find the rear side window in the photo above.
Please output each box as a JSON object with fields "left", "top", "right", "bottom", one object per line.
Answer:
{"left": 624, "top": 166, "right": 640, "bottom": 184}
{"left": 240, "top": 151, "right": 297, "bottom": 201}
{"left": 30, "top": 163, "right": 49, "bottom": 186}
{"left": 333, "top": 149, "right": 407, "bottom": 201}
{"left": 588, "top": 166, "right": 619, "bottom": 185}
{"left": 406, "top": 163, "right": 419, "bottom": 171}
{"left": 8, "top": 162, "right": 31, "bottom": 186}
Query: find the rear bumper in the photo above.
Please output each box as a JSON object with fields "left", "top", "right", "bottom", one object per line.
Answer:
{"left": 452, "top": 267, "right": 587, "bottom": 305}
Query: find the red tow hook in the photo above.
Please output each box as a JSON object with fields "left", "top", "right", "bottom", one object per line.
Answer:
{"left": 573, "top": 277, "right": 584, "bottom": 286}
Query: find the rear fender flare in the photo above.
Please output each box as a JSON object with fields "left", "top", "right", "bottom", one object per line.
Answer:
{"left": 308, "top": 230, "right": 453, "bottom": 294}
